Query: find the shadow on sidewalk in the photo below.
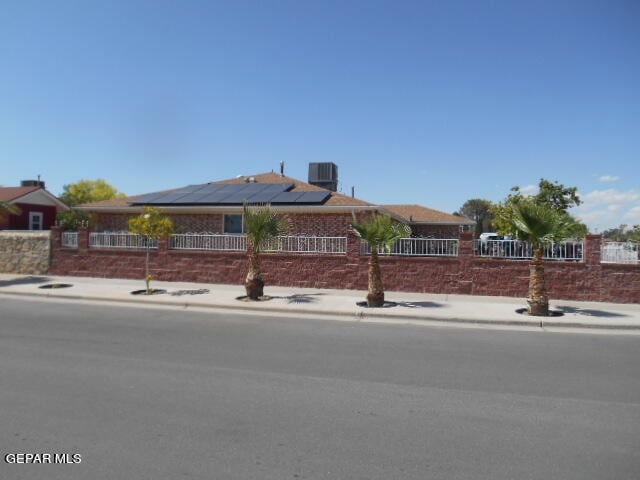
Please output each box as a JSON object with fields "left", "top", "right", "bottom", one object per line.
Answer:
{"left": 555, "top": 306, "right": 629, "bottom": 318}
{"left": 394, "top": 301, "right": 447, "bottom": 309}
{"left": 0, "top": 276, "right": 52, "bottom": 287}
{"left": 272, "top": 293, "right": 326, "bottom": 304}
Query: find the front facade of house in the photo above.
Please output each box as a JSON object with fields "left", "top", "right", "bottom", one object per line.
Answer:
{"left": 77, "top": 170, "right": 474, "bottom": 238}
{"left": 0, "top": 182, "right": 69, "bottom": 230}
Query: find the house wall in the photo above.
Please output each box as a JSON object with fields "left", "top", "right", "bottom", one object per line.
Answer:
{"left": 93, "top": 212, "right": 375, "bottom": 236}
{"left": 4, "top": 204, "right": 58, "bottom": 230}
{"left": 409, "top": 224, "right": 461, "bottom": 238}
{"left": 50, "top": 230, "right": 640, "bottom": 304}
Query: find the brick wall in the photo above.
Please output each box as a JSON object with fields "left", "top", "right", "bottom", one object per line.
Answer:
{"left": 50, "top": 229, "right": 640, "bottom": 304}
{"left": 94, "top": 212, "right": 371, "bottom": 236}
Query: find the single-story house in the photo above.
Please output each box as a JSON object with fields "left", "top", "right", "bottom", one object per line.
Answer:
{"left": 76, "top": 163, "right": 474, "bottom": 238}
{"left": 0, "top": 180, "right": 69, "bottom": 230}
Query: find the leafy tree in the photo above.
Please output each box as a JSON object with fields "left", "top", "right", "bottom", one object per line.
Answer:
{"left": 351, "top": 214, "right": 411, "bottom": 307}
{"left": 509, "top": 201, "right": 578, "bottom": 316}
{"left": 243, "top": 203, "right": 290, "bottom": 300}
{"left": 455, "top": 199, "right": 494, "bottom": 237}
{"left": 492, "top": 179, "right": 587, "bottom": 238}
{"left": 128, "top": 207, "right": 174, "bottom": 294}
{"left": 0, "top": 201, "right": 21, "bottom": 220}
{"left": 602, "top": 224, "right": 640, "bottom": 242}
{"left": 60, "top": 179, "right": 126, "bottom": 206}
{"left": 534, "top": 179, "right": 581, "bottom": 210}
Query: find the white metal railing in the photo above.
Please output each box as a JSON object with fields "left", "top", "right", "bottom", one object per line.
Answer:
{"left": 262, "top": 236, "right": 347, "bottom": 254}
{"left": 474, "top": 240, "right": 583, "bottom": 261}
{"left": 601, "top": 242, "right": 639, "bottom": 264}
{"left": 89, "top": 232, "right": 158, "bottom": 249}
{"left": 170, "top": 234, "right": 347, "bottom": 254}
{"left": 361, "top": 238, "right": 459, "bottom": 257}
{"left": 170, "top": 234, "right": 247, "bottom": 251}
{"left": 61, "top": 231, "right": 78, "bottom": 248}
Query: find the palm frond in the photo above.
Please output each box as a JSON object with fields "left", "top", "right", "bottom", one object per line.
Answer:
{"left": 351, "top": 214, "right": 411, "bottom": 253}
{"left": 511, "top": 202, "right": 577, "bottom": 248}
{"left": 243, "top": 203, "right": 290, "bottom": 253}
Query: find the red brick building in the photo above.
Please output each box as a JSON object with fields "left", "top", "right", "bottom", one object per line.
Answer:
{"left": 77, "top": 170, "right": 474, "bottom": 237}
{"left": 0, "top": 181, "right": 69, "bottom": 230}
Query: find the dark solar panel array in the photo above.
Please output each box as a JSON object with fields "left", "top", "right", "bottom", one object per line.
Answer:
{"left": 132, "top": 183, "right": 331, "bottom": 205}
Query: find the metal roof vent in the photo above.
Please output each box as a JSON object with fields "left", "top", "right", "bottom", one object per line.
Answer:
{"left": 308, "top": 162, "right": 338, "bottom": 191}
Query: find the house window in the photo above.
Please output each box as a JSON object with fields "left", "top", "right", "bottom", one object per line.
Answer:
{"left": 224, "top": 214, "right": 244, "bottom": 234}
{"left": 29, "top": 212, "right": 44, "bottom": 230}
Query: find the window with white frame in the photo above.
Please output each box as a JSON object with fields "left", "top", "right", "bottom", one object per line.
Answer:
{"left": 29, "top": 212, "right": 43, "bottom": 230}
{"left": 223, "top": 214, "right": 244, "bottom": 234}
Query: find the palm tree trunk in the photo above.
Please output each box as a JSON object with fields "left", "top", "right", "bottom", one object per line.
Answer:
{"left": 245, "top": 242, "right": 264, "bottom": 299}
{"left": 527, "top": 248, "right": 549, "bottom": 316}
{"left": 367, "top": 248, "right": 385, "bottom": 307}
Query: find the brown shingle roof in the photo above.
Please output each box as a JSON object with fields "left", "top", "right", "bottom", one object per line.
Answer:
{"left": 0, "top": 186, "right": 41, "bottom": 202}
{"left": 382, "top": 204, "right": 475, "bottom": 224}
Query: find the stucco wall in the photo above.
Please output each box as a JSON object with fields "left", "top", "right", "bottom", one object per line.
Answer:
{"left": 0, "top": 231, "right": 51, "bottom": 274}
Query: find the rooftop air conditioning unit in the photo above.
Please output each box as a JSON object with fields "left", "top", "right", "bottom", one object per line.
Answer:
{"left": 308, "top": 162, "right": 338, "bottom": 191}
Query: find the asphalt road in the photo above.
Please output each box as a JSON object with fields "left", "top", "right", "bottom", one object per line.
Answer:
{"left": 1, "top": 297, "right": 639, "bottom": 480}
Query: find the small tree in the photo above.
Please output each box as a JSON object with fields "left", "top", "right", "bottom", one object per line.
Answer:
{"left": 0, "top": 201, "right": 21, "bottom": 220}
{"left": 509, "top": 201, "right": 577, "bottom": 316}
{"left": 351, "top": 214, "right": 411, "bottom": 307}
{"left": 243, "top": 203, "right": 290, "bottom": 300}
{"left": 128, "top": 207, "right": 173, "bottom": 294}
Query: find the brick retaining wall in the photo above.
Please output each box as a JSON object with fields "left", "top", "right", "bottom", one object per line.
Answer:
{"left": 50, "top": 229, "right": 640, "bottom": 304}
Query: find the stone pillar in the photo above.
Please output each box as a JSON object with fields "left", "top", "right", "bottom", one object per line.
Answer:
{"left": 344, "top": 231, "right": 358, "bottom": 259}
{"left": 584, "top": 234, "right": 602, "bottom": 265}
{"left": 456, "top": 231, "right": 474, "bottom": 294}
{"left": 78, "top": 227, "right": 90, "bottom": 253}
{"left": 458, "top": 231, "right": 474, "bottom": 258}
{"left": 50, "top": 226, "right": 62, "bottom": 250}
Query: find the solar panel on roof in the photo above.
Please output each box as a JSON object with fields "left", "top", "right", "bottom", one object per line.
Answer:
{"left": 262, "top": 183, "right": 294, "bottom": 192}
{"left": 295, "top": 191, "right": 331, "bottom": 204}
{"left": 220, "top": 192, "right": 254, "bottom": 203}
{"left": 174, "top": 192, "right": 212, "bottom": 203}
{"left": 179, "top": 184, "right": 209, "bottom": 193}
{"left": 189, "top": 192, "right": 229, "bottom": 203}
{"left": 270, "top": 192, "right": 304, "bottom": 203}
{"left": 132, "top": 193, "right": 175, "bottom": 204}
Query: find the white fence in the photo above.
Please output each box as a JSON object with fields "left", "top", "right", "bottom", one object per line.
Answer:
{"left": 61, "top": 232, "right": 78, "bottom": 248}
{"left": 170, "top": 234, "right": 347, "bottom": 254}
{"left": 601, "top": 242, "right": 639, "bottom": 264}
{"left": 474, "top": 240, "right": 583, "bottom": 261}
{"left": 171, "top": 234, "right": 247, "bottom": 251}
{"left": 89, "top": 232, "right": 158, "bottom": 249}
{"left": 361, "top": 238, "right": 459, "bottom": 257}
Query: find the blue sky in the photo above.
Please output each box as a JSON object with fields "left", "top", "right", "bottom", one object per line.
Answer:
{"left": 1, "top": 0, "right": 638, "bottom": 231}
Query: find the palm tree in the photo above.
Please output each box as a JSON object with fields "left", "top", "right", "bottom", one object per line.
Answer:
{"left": 351, "top": 214, "right": 411, "bottom": 307}
{"left": 0, "top": 201, "right": 21, "bottom": 220}
{"left": 243, "top": 203, "right": 290, "bottom": 300}
{"left": 510, "top": 202, "right": 577, "bottom": 316}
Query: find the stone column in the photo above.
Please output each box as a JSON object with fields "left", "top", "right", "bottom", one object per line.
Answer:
{"left": 50, "top": 226, "right": 63, "bottom": 250}
{"left": 584, "top": 234, "right": 602, "bottom": 265}
{"left": 78, "top": 227, "right": 90, "bottom": 253}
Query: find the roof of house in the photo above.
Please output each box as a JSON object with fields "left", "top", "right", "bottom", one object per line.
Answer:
{"left": 0, "top": 186, "right": 41, "bottom": 202}
{"left": 80, "top": 172, "right": 373, "bottom": 208}
{"left": 382, "top": 204, "right": 475, "bottom": 225}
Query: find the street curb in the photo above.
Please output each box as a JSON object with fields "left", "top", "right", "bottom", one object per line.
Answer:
{"left": 2, "top": 290, "right": 639, "bottom": 331}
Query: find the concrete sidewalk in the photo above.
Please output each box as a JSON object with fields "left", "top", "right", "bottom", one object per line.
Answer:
{"left": 1, "top": 273, "right": 639, "bottom": 333}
